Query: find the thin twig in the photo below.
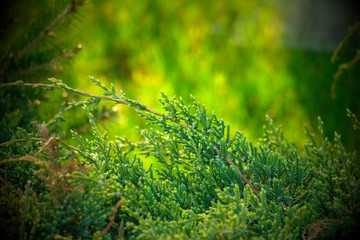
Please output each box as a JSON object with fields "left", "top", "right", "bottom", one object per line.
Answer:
{"left": 58, "top": 139, "right": 78, "bottom": 152}
{"left": 0, "top": 155, "right": 46, "bottom": 167}
{"left": 0, "top": 135, "right": 79, "bottom": 161}
{"left": 216, "top": 149, "right": 260, "bottom": 198}
{"left": 118, "top": 220, "right": 124, "bottom": 240}
{"left": 99, "top": 198, "right": 125, "bottom": 238}
{"left": 0, "top": 82, "right": 60, "bottom": 90}
{"left": 46, "top": 99, "right": 89, "bottom": 127}
{"left": 128, "top": 180, "right": 140, "bottom": 192}
{"left": 0, "top": 137, "right": 42, "bottom": 147}
{"left": 34, "top": 136, "right": 57, "bottom": 158}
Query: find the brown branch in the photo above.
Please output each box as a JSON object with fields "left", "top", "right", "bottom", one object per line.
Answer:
{"left": 99, "top": 198, "right": 125, "bottom": 238}
{"left": 34, "top": 136, "right": 57, "bottom": 158}
{"left": 128, "top": 180, "right": 141, "bottom": 193}
{"left": 215, "top": 149, "right": 260, "bottom": 198}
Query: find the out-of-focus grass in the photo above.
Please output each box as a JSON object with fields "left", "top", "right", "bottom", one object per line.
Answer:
{"left": 58, "top": 0, "right": 359, "bottom": 151}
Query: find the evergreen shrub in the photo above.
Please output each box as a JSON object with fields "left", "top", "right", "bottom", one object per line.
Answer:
{"left": 0, "top": 77, "right": 359, "bottom": 239}
{"left": 1, "top": 1, "right": 359, "bottom": 239}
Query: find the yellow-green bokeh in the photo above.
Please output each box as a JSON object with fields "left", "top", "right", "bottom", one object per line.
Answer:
{"left": 59, "top": 0, "right": 359, "bottom": 150}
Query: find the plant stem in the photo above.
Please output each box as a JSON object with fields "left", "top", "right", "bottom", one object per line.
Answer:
{"left": 0, "top": 137, "right": 42, "bottom": 147}
{"left": 223, "top": 150, "right": 260, "bottom": 198}
{"left": 99, "top": 198, "right": 125, "bottom": 237}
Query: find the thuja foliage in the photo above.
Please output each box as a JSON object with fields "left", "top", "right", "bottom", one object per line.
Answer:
{"left": 0, "top": 77, "right": 360, "bottom": 239}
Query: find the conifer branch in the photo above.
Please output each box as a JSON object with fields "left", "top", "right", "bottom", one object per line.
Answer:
{"left": 0, "top": 79, "right": 260, "bottom": 198}
{"left": 0, "top": 155, "right": 48, "bottom": 168}
{"left": 0, "top": 1, "right": 85, "bottom": 78}
{"left": 14, "top": 1, "right": 80, "bottom": 63}
{"left": 0, "top": 137, "right": 42, "bottom": 147}
{"left": 118, "top": 220, "right": 125, "bottom": 239}
{"left": 331, "top": 49, "right": 360, "bottom": 98}
{"left": 330, "top": 20, "right": 360, "bottom": 98}
{"left": 0, "top": 135, "right": 79, "bottom": 162}
{"left": 0, "top": 81, "right": 186, "bottom": 127}
{"left": 13, "top": 44, "right": 83, "bottom": 77}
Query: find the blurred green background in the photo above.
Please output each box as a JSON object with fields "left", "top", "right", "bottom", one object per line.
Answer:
{"left": 17, "top": 0, "right": 360, "bottom": 149}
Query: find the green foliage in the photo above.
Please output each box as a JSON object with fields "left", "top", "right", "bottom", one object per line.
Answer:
{"left": 1, "top": 78, "right": 359, "bottom": 239}
{"left": 0, "top": 0, "right": 102, "bottom": 145}
{"left": 1, "top": 2, "right": 360, "bottom": 239}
